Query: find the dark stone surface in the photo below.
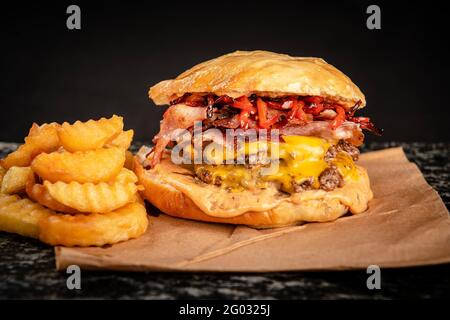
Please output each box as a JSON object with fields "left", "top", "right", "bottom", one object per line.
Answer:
{"left": 0, "top": 142, "right": 449, "bottom": 299}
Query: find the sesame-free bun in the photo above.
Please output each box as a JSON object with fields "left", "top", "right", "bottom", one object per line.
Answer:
{"left": 134, "top": 155, "right": 373, "bottom": 228}
{"left": 149, "top": 50, "right": 365, "bottom": 109}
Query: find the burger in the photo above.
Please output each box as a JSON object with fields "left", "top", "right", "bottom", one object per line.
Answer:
{"left": 135, "top": 50, "right": 381, "bottom": 228}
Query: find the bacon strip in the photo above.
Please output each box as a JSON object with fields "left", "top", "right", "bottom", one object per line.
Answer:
{"left": 150, "top": 104, "right": 207, "bottom": 167}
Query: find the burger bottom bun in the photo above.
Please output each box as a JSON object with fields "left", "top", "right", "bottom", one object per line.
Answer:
{"left": 134, "top": 156, "right": 373, "bottom": 228}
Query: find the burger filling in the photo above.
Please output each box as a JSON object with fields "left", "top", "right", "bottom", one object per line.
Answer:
{"left": 192, "top": 137, "right": 359, "bottom": 194}
{"left": 148, "top": 93, "right": 381, "bottom": 194}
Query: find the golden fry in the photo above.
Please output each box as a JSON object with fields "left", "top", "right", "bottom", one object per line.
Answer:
{"left": 31, "top": 147, "right": 125, "bottom": 183}
{"left": 58, "top": 115, "right": 123, "bottom": 152}
{"left": 43, "top": 179, "right": 138, "bottom": 213}
{"left": 0, "top": 123, "right": 60, "bottom": 169}
{"left": 39, "top": 201, "right": 148, "bottom": 246}
{"left": 1, "top": 166, "right": 34, "bottom": 195}
{"left": 0, "top": 115, "right": 147, "bottom": 247}
{"left": 0, "top": 193, "right": 51, "bottom": 238}
{"left": 0, "top": 192, "right": 148, "bottom": 246}
{"left": 26, "top": 177, "right": 78, "bottom": 214}
{"left": 106, "top": 129, "right": 134, "bottom": 150}
{"left": 124, "top": 150, "right": 135, "bottom": 170}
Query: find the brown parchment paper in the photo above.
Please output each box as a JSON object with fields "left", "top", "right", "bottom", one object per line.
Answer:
{"left": 55, "top": 147, "right": 450, "bottom": 272}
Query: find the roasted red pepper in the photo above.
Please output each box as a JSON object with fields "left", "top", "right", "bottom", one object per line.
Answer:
{"left": 257, "top": 98, "right": 268, "bottom": 125}
{"left": 330, "top": 105, "right": 346, "bottom": 129}
{"left": 257, "top": 98, "right": 280, "bottom": 128}
{"left": 256, "top": 98, "right": 267, "bottom": 123}
{"left": 305, "top": 103, "right": 324, "bottom": 115}
{"left": 287, "top": 100, "right": 308, "bottom": 122}
{"left": 296, "top": 100, "right": 308, "bottom": 121}
{"left": 288, "top": 100, "right": 299, "bottom": 120}
{"left": 232, "top": 96, "right": 253, "bottom": 109}
{"left": 265, "top": 101, "right": 281, "bottom": 109}
{"left": 261, "top": 114, "right": 280, "bottom": 128}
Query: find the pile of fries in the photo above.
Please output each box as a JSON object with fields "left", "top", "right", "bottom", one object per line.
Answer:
{"left": 0, "top": 115, "right": 148, "bottom": 246}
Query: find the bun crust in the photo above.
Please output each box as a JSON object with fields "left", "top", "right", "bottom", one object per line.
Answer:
{"left": 134, "top": 156, "right": 373, "bottom": 228}
{"left": 149, "top": 50, "right": 366, "bottom": 109}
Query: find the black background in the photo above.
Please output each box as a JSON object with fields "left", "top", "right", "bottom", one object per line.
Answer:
{"left": 1, "top": 0, "right": 449, "bottom": 143}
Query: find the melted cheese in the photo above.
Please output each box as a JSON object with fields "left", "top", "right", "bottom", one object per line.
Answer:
{"left": 198, "top": 136, "right": 357, "bottom": 193}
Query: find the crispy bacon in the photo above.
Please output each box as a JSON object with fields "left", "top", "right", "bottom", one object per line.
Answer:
{"left": 349, "top": 116, "right": 383, "bottom": 136}
{"left": 150, "top": 104, "right": 207, "bottom": 167}
{"left": 210, "top": 114, "right": 241, "bottom": 129}
{"left": 184, "top": 94, "right": 206, "bottom": 107}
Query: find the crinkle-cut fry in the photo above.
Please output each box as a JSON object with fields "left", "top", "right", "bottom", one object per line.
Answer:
{"left": 26, "top": 178, "right": 79, "bottom": 214}
{"left": 31, "top": 147, "right": 125, "bottom": 183}
{"left": 1, "top": 166, "right": 34, "bottom": 195}
{"left": 58, "top": 115, "right": 124, "bottom": 152}
{"left": 43, "top": 179, "right": 138, "bottom": 213}
{"left": 0, "top": 193, "right": 51, "bottom": 238}
{"left": 29, "top": 168, "right": 137, "bottom": 214}
{"left": 39, "top": 201, "right": 148, "bottom": 247}
{"left": 0, "top": 123, "right": 60, "bottom": 169}
{"left": 106, "top": 129, "right": 134, "bottom": 150}
{"left": 0, "top": 192, "right": 148, "bottom": 246}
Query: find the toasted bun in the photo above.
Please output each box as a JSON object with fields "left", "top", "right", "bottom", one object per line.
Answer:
{"left": 149, "top": 50, "right": 365, "bottom": 109}
{"left": 134, "top": 155, "right": 373, "bottom": 228}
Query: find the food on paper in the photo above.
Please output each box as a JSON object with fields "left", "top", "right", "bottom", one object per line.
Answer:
{"left": 0, "top": 116, "right": 148, "bottom": 246}
{"left": 136, "top": 50, "right": 381, "bottom": 228}
{"left": 31, "top": 147, "right": 125, "bottom": 183}
{"left": 58, "top": 115, "right": 124, "bottom": 152}
{"left": 0, "top": 166, "right": 34, "bottom": 195}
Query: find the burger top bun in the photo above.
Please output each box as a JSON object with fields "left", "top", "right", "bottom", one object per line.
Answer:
{"left": 149, "top": 50, "right": 365, "bottom": 109}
